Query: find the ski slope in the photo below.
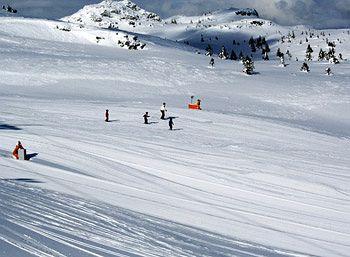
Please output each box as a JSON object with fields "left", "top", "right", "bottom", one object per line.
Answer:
{"left": 0, "top": 8, "right": 350, "bottom": 257}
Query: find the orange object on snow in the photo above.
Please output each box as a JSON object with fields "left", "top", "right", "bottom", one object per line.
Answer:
{"left": 188, "top": 104, "right": 201, "bottom": 110}
{"left": 12, "top": 141, "right": 24, "bottom": 160}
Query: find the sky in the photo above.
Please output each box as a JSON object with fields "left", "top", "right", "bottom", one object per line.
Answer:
{"left": 3, "top": 0, "right": 350, "bottom": 28}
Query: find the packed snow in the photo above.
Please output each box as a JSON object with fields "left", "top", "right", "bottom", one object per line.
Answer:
{"left": 1, "top": 1, "right": 350, "bottom": 256}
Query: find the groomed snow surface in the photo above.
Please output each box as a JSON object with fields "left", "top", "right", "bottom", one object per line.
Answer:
{"left": 1, "top": 13, "right": 350, "bottom": 257}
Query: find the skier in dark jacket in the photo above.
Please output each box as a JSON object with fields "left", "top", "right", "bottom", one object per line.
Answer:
{"left": 105, "top": 109, "right": 109, "bottom": 122}
{"left": 160, "top": 103, "right": 167, "bottom": 120}
{"left": 168, "top": 117, "right": 174, "bottom": 130}
{"left": 143, "top": 112, "right": 150, "bottom": 124}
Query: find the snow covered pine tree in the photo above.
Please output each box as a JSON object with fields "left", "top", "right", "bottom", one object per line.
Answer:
{"left": 306, "top": 44, "right": 313, "bottom": 61}
{"left": 300, "top": 62, "right": 310, "bottom": 72}
{"left": 243, "top": 57, "right": 255, "bottom": 75}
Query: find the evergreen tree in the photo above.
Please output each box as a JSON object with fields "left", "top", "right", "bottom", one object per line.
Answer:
{"left": 238, "top": 51, "right": 244, "bottom": 60}
{"left": 205, "top": 44, "right": 213, "bottom": 56}
{"left": 218, "top": 45, "right": 229, "bottom": 59}
{"left": 286, "top": 50, "right": 292, "bottom": 60}
{"left": 276, "top": 48, "right": 283, "bottom": 58}
{"left": 291, "top": 31, "right": 295, "bottom": 39}
{"left": 262, "top": 48, "right": 269, "bottom": 60}
{"left": 248, "top": 37, "right": 253, "bottom": 45}
{"left": 318, "top": 49, "right": 325, "bottom": 61}
{"left": 230, "top": 50, "right": 238, "bottom": 60}
{"left": 242, "top": 57, "right": 255, "bottom": 75}
{"left": 262, "top": 41, "right": 270, "bottom": 53}
{"left": 250, "top": 43, "right": 256, "bottom": 52}
{"left": 329, "top": 56, "right": 340, "bottom": 64}
{"left": 248, "top": 37, "right": 256, "bottom": 52}
{"left": 280, "top": 53, "right": 286, "bottom": 67}
{"left": 256, "top": 36, "right": 262, "bottom": 48}
{"left": 305, "top": 44, "right": 313, "bottom": 61}
{"left": 300, "top": 62, "right": 310, "bottom": 72}
{"left": 209, "top": 58, "right": 215, "bottom": 67}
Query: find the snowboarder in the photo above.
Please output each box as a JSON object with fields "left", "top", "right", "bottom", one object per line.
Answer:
{"left": 209, "top": 58, "right": 214, "bottom": 67}
{"left": 143, "top": 112, "right": 150, "bottom": 124}
{"left": 160, "top": 103, "right": 167, "bottom": 120}
{"left": 12, "top": 141, "right": 24, "bottom": 160}
{"left": 169, "top": 117, "right": 174, "bottom": 130}
{"left": 105, "top": 109, "right": 109, "bottom": 122}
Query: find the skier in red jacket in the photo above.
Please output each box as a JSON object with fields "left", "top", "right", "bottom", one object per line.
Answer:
{"left": 12, "top": 141, "right": 24, "bottom": 159}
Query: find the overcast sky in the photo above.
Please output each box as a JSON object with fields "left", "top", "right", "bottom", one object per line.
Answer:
{"left": 5, "top": 0, "right": 350, "bottom": 28}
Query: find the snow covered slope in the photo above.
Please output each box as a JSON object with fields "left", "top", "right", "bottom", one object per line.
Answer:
{"left": 0, "top": 17, "right": 147, "bottom": 50}
{"left": 1, "top": 5, "right": 350, "bottom": 257}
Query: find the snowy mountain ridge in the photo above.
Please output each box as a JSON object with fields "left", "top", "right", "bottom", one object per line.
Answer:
{"left": 62, "top": 0, "right": 161, "bottom": 30}
{"left": 62, "top": 0, "right": 260, "bottom": 32}
{"left": 61, "top": 0, "right": 285, "bottom": 55}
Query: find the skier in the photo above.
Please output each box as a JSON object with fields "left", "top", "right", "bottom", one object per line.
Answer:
{"left": 209, "top": 58, "right": 214, "bottom": 67}
{"left": 168, "top": 117, "right": 174, "bottom": 130}
{"left": 105, "top": 109, "right": 109, "bottom": 122}
{"left": 160, "top": 103, "right": 167, "bottom": 120}
{"left": 143, "top": 112, "right": 150, "bottom": 124}
{"left": 12, "top": 141, "right": 24, "bottom": 160}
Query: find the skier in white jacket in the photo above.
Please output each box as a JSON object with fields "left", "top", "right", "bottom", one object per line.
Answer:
{"left": 160, "top": 103, "right": 167, "bottom": 120}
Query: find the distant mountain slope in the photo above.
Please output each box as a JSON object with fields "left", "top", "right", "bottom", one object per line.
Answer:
{"left": 62, "top": 0, "right": 284, "bottom": 56}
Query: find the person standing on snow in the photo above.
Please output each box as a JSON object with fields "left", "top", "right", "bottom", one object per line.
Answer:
{"left": 143, "top": 112, "right": 150, "bottom": 124}
{"left": 168, "top": 117, "right": 174, "bottom": 130}
{"left": 12, "top": 141, "right": 24, "bottom": 160}
{"left": 160, "top": 103, "right": 167, "bottom": 120}
{"left": 196, "top": 99, "right": 202, "bottom": 110}
{"left": 105, "top": 109, "right": 109, "bottom": 122}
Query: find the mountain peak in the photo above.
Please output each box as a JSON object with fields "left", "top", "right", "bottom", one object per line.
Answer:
{"left": 62, "top": 0, "right": 161, "bottom": 30}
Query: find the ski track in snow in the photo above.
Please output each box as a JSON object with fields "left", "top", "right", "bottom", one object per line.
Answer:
{"left": 0, "top": 180, "right": 306, "bottom": 257}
